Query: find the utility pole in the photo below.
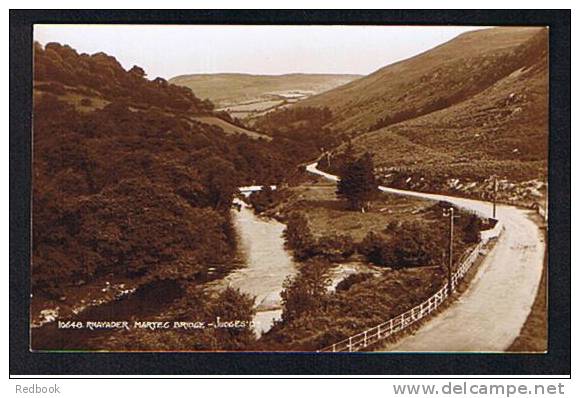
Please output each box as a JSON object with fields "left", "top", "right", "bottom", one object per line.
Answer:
{"left": 320, "top": 147, "right": 332, "bottom": 167}
{"left": 443, "top": 207, "right": 455, "bottom": 296}
{"left": 492, "top": 176, "right": 498, "bottom": 219}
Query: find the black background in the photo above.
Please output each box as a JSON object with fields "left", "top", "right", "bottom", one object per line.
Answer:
{"left": 9, "top": 9, "right": 571, "bottom": 376}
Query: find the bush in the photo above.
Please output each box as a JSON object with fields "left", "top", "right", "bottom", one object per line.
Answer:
{"left": 284, "top": 213, "right": 356, "bottom": 261}
{"left": 462, "top": 213, "right": 482, "bottom": 243}
{"left": 359, "top": 222, "right": 444, "bottom": 268}
{"left": 312, "top": 234, "right": 356, "bottom": 261}
{"left": 358, "top": 231, "right": 392, "bottom": 266}
{"left": 284, "top": 213, "right": 315, "bottom": 260}
{"left": 280, "top": 259, "right": 331, "bottom": 322}
{"left": 335, "top": 273, "right": 374, "bottom": 292}
{"left": 248, "top": 185, "right": 277, "bottom": 213}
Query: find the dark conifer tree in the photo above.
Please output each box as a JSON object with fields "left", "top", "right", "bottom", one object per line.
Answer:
{"left": 336, "top": 152, "right": 378, "bottom": 212}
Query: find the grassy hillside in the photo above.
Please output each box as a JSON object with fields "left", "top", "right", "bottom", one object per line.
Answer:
{"left": 191, "top": 116, "right": 272, "bottom": 141}
{"left": 298, "top": 27, "right": 547, "bottom": 135}
{"left": 311, "top": 27, "right": 548, "bottom": 198}
{"left": 352, "top": 44, "right": 548, "bottom": 176}
{"left": 169, "top": 73, "right": 360, "bottom": 119}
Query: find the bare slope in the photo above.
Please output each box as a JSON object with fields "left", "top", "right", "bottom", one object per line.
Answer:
{"left": 299, "top": 27, "right": 547, "bottom": 135}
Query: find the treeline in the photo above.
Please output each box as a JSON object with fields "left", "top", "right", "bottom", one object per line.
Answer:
{"left": 253, "top": 106, "right": 337, "bottom": 158}
{"left": 284, "top": 205, "right": 482, "bottom": 268}
{"left": 34, "top": 42, "right": 214, "bottom": 113}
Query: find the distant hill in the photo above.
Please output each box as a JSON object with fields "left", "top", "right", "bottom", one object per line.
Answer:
{"left": 169, "top": 73, "right": 360, "bottom": 120}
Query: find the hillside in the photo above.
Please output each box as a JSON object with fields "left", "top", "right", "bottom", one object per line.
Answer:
{"left": 31, "top": 42, "right": 305, "bottom": 350}
{"left": 169, "top": 73, "right": 360, "bottom": 120}
{"left": 356, "top": 47, "right": 548, "bottom": 176}
{"left": 191, "top": 116, "right": 272, "bottom": 141}
{"left": 305, "top": 27, "right": 549, "bottom": 202}
{"left": 32, "top": 42, "right": 302, "bottom": 292}
{"left": 298, "top": 27, "right": 547, "bottom": 135}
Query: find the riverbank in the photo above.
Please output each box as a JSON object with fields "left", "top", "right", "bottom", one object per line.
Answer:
{"left": 250, "top": 177, "right": 481, "bottom": 245}
{"left": 247, "top": 171, "right": 490, "bottom": 351}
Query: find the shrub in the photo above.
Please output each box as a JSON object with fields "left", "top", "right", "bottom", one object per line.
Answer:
{"left": 284, "top": 212, "right": 315, "bottom": 260}
{"left": 358, "top": 231, "right": 392, "bottom": 266}
{"left": 312, "top": 234, "right": 356, "bottom": 261}
{"left": 359, "top": 222, "right": 444, "bottom": 268}
{"left": 335, "top": 273, "right": 374, "bottom": 292}
{"left": 248, "top": 185, "right": 277, "bottom": 213}
{"left": 462, "top": 213, "right": 482, "bottom": 243}
{"left": 284, "top": 213, "right": 356, "bottom": 261}
{"left": 280, "top": 259, "right": 331, "bottom": 322}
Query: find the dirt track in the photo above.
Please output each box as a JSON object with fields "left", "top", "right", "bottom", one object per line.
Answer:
{"left": 306, "top": 162, "right": 545, "bottom": 352}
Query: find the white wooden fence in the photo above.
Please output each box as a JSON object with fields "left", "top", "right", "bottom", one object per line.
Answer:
{"left": 317, "top": 224, "right": 503, "bottom": 353}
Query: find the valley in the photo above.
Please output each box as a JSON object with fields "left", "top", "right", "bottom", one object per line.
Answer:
{"left": 30, "top": 26, "right": 548, "bottom": 353}
{"left": 169, "top": 73, "right": 360, "bottom": 122}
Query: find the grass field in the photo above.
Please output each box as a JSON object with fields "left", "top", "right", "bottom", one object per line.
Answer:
{"left": 262, "top": 178, "right": 439, "bottom": 243}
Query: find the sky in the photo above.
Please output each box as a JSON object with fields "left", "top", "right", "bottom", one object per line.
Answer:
{"left": 34, "top": 25, "right": 487, "bottom": 79}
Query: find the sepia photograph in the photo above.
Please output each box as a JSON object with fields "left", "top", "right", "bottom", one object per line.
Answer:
{"left": 28, "top": 22, "right": 549, "bottom": 354}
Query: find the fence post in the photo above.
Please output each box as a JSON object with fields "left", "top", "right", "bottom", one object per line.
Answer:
{"left": 332, "top": 344, "right": 336, "bottom": 353}
{"left": 348, "top": 337, "right": 353, "bottom": 352}
{"left": 364, "top": 331, "right": 368, "bottom": 348}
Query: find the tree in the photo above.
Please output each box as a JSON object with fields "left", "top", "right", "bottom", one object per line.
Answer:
{"left": 358, "top": 222, "right": 443, "bottom": 268}
{"left": 128, "top": 65, "right": 146, "bottom": 79}
{"left": 336, "top": 152, "right": 378, "bottom": 212}
{"left": 284, "top": 212, "right": 315, "bottom": 260}
{"left": 248, "top": 185, "right": 275, "bottom": 213}
{"left": 280, "top": 259, "right": 330, "bottom": 322}
{"left": 196, "top": 156, "right": 238, "bottom": 211}
{"left": 462, "top": 213, "right": 482, "bottom": 244}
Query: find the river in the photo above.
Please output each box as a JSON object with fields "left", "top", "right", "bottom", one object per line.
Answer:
{"left": 31, "top": 192, "right": 299, "bottom": 348}
{"left": 220, "top": 198, "right": 297, "bottom": 335}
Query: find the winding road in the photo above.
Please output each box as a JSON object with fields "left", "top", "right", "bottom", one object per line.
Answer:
{"left": 306, "top": 162, "right": 545, "bottom": 352}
